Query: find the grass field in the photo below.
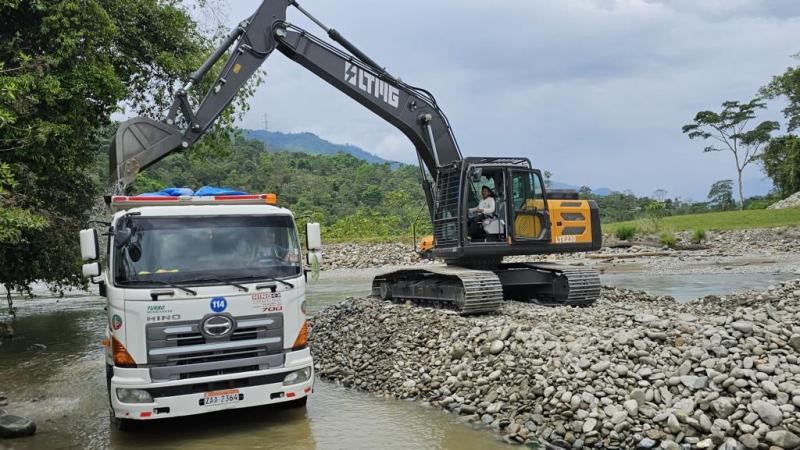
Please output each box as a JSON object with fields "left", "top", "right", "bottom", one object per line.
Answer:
{"left": 604, "top": 207, "right": 800, "bottom": 235}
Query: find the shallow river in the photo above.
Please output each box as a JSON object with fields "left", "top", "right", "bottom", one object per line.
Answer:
{"left": 0, "top": 268, "right": 797, "bottom": 449}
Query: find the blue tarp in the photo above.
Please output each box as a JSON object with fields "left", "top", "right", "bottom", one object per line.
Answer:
{"left": 137, "top": 186, "right": 248, "bottom": 197}
{"left": 138, "top": 187, "right": 194, "bottom": 197}
{"left": 194, "top": 186, "right": 248, "bottom": 196}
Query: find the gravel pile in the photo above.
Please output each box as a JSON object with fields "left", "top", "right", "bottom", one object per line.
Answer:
{"left": 322, "top": 242, "right": 426, "bottom": 270}
{"left": 769, "top": 194, "right": 800, "bottom": 210}
{"left": 311, "top": 282, "right": 800, "bottom": 449}
{"left": 321, "top": 226, "right": 800, "bottom": 272}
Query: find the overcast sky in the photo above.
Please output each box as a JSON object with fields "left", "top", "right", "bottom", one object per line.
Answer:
{"left": 195, "top": 0, "right": 800, "bottom": 200}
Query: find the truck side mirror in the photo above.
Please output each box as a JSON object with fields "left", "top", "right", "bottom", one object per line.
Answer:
{"left": 305, "top": 222, "right": 323, "bottom": 271}
{"left": 82, "top": 262, "right": 101, "bottom": 279}
{"left": 306, "top": 222, "right": 321, "bottom": 251}
{"left": 80, "top": 229, "right": 99, "bottom": 261}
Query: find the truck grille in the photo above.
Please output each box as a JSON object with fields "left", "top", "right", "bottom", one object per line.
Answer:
{"left": 145, "top": 314, "right": 285, "bottom": 382}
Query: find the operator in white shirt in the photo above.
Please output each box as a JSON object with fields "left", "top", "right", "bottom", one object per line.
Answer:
{"left": 468, "top": 186, "right": 496, "bottom": 238}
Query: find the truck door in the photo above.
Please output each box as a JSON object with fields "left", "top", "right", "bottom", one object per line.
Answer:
{"left": 510, "top": 170, "right": 550, "bottom": 242}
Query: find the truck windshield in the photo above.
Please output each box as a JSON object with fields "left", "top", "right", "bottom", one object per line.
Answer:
{"left": 114, "top": 215, "right": 302, "bottom": 285}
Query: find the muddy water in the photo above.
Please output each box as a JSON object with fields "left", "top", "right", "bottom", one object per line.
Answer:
{"left": 0, "top": 283, "right": 509, "bottom": 450}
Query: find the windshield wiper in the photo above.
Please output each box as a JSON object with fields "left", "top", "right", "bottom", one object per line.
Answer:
{"left": 183, "top": 277, "right": 249, "bottom": 292}
{"left": 123, "top": 280, "right": 197, "bottom": 296}
{"left": 233, "top": 275, "right": 295, "bottom": 289}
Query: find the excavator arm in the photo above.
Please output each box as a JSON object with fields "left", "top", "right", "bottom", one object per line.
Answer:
{"left": 109, "top": 0, "right": 461, "bottom": 207}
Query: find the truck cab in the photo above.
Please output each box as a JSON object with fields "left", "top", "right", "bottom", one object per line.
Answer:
{"left": 80, "top": 193, "right": 321, "bottom": 429}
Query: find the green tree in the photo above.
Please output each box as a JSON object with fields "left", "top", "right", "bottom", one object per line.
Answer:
{"left": 707, "top": 180, "right": 735, "bottom": 211}
{"left": 761, "top": 55, "right": 800, "bottom": 131}
{"left": 0, "top": 0, "right": 243, "bottom": 296}
{"left": 682, "top": 99, "right": 779, "bottom": 209}
{"left": 645, "top": 201, "right": 667, "bottom": 232}
{"left": 761, "top": 135, "right": 800, "bottom": 197}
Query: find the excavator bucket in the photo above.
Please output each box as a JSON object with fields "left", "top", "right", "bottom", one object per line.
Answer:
{"left": 109, "top": 117, "right": 183, "bottom": 190}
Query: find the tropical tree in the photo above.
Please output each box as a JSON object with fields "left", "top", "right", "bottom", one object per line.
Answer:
{"left": 707, "top": 180, "right": 735, "bottom": 211}
{"left": 0, "top": 0, "right": 253, "bottom": 302}
{"left": 682, "top": 99, "right": 779, "bottom": 209}
{"left": 761, "top": 55, "right": 800, "bottom": 131}
{"left": 761, "top": 135, "right": 800, "bottom": 197}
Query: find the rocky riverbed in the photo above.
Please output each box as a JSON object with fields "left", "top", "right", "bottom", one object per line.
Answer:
{"left": 320, "top": 227, "right": 800, "bottom": 276}
{"left": 310, "top": 281, "right": 800, "bottom": 449}
{"left": 321, "top": 241, "right": 428, "bottom": 270}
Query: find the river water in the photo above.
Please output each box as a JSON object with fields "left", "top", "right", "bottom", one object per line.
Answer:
{"left": 1, "top": 268, "right": 797, "bottom": 449}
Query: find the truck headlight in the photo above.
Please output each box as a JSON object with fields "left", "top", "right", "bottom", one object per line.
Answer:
{"left": 283, "top": 367, "right": 312, "bottom": 386}
{"left": 116, "top": 388, "right": 153, "bottom": 404}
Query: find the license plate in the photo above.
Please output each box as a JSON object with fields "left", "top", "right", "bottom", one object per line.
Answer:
{"left": 199, "top": 389, "right": 243, "bottom": 407}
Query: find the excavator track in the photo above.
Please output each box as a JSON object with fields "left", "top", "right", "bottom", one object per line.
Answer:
{"left": 372, "top": 266, "right": 503, "bottom": 315}
{"left": 514, "top": 262, "right": 601, "bottom": 306}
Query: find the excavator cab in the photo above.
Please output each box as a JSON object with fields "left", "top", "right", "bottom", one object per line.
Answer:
{"left": 432, "top": 157, "right": 598, "bottom": 266}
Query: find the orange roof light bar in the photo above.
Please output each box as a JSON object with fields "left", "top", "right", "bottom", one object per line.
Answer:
{"left": 109, "top": 193, "right": 278, "bottom": 211}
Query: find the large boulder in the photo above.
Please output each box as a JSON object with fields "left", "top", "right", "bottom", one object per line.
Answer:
{"left": 0, "top": 414, "right": 36, "bottom": 438}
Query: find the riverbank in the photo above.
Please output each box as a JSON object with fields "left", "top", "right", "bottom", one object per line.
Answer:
{"left": 310, "top": 282, "right": 800, "bottom": 449}
{"left": 321, "top": 226, "right": 800, "bottom": 276}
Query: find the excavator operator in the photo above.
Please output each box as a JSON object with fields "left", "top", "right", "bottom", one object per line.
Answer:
{"left": 467, "top": 186, "right": 496, "bottom": 239}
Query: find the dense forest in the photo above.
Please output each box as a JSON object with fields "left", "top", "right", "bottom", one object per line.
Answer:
{"left": 117, "top": 135, "right": 431, "bottom": 241}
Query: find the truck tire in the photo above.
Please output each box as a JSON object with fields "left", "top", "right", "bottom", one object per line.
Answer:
{"left": 106, "top": 364, "right": 136, "bottom": 431}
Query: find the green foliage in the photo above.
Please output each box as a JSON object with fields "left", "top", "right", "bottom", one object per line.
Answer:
{"left": 707, "top": 180, "right": 735, "bottom": 211}
{"left": 129, "top": 135, "right": 429, "bottom": 241}
{"left": 0, "top": 163, "right": 47, "bottom": 244}
{"left": 0, "top": 0, "right": 235, "bottom": 292}
{"left": 682, "top": 99, "right": 779, "bottom": 209}
{"left": 659, "top": 233, "right": 677, "bottom": 249}
{"left": 761, "top": 135, "right": 800, "bottom": 197}
{"left": 690, "top": 228, "right": 706, "bottom": 245}
{"left": 761, "top": 56, "right": 800, "bottom": 131}
{"left": 645, "top": 201, "right": 667, "bottom": 232}
{"left": 605, "top": 208, "right": 800, "bottom": 235}
{"left": 614, "top": 225, "right": 637, "bottom": 241}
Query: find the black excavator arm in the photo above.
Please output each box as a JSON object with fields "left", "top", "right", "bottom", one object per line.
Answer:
{"left": 109, "top": 0, "right": 461, "bottom": 214}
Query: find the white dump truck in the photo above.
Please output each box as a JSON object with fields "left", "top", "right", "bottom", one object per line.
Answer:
{"left": 79, "top": 192, "right": 322, "bottom": 429}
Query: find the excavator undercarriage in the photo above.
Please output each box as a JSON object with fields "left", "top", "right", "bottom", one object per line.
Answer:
{"left": 372, "top": 262, "right": 601, "bottom": 315}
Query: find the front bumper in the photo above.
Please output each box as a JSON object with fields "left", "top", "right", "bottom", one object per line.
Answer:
{"left": 110, "top": 348, "right": 313, "bottom": 420}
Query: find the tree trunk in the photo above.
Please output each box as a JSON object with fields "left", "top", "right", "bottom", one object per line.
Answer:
{"left": 5, "top": 284, "right": 14, "bottom": 318}
{"left": 737, "top": 170, "right": 745, "bottom": 210}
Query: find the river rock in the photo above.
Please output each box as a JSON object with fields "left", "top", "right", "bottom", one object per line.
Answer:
{"left": 789, "top": 335, "right": 800, "bottom": 353}
{"left": 451, "top": 343, "right": 466, "bottom": 360}
{"left": 751, "top": 400, "right": 782, "bottom": 426}
{"left": 0, "top": 415, "right": 36, "bottom": 438}
{"left": 711, "top": 397, "right": 736, "bottom": 418}
{"left": 730, "top": 320, "right": 754, "bottom": 334}
{"left": 765, "top": 430, "right": 800, "bottom": 449}
{"left": 488, "top": 340, "right": 504, "bottom": 355}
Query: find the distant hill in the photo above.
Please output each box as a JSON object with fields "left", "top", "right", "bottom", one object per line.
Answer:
{"left": 550, "top": 181, "right": 613, "bottom": 197}
{"left": 244, "top": 129, "right": 391, "bottom": 164}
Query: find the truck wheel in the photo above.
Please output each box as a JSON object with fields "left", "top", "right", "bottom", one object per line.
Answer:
{"left": 286, "top": 396, "right": 308, "bottom": 409}
{"left": 106, "top": 364, "right": 136, "bottom": 431}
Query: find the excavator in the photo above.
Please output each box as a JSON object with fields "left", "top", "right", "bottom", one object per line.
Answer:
{"left": 109, "top": 0, "right": 602, "bottom": 315}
